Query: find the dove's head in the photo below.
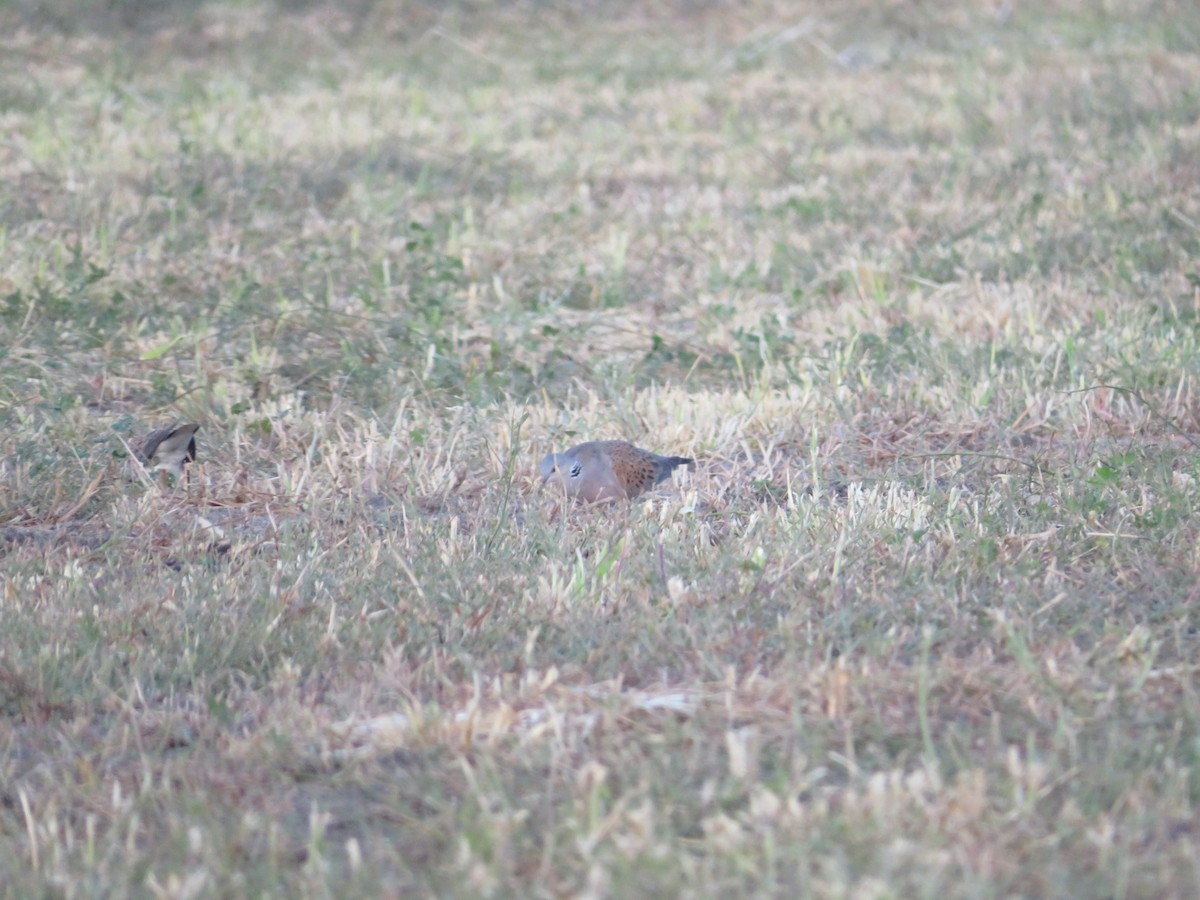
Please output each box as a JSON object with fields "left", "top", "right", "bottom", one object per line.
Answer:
{"left": 539, "top": 452, "right": 581, "bottom": 485}
{"left": 539, "top": 444, "right": 630, "bottom": 502}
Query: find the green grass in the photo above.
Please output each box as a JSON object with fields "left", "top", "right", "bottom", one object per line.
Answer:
{"left": 3, "top": 0, "right": 1200, "bottom": 895}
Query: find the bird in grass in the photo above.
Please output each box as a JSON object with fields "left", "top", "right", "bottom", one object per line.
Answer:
{"left": 132, "top": 423, "right": 200, "bottom": 485}
{"left": 539, "top": 440, "right": 693, "bottom": 503}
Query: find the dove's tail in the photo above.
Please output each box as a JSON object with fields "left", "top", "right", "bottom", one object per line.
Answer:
{"left": 654, "top": 455, "right": 694, "bottom": 484}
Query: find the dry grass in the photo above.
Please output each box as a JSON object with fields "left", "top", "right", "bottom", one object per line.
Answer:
{"left": 2, "top": 0, "right": 1200, "bottom": 895}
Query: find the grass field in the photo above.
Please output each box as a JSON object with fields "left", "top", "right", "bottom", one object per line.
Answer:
{"left": 2, "top": 0, "right": 1200, "bottom": 895}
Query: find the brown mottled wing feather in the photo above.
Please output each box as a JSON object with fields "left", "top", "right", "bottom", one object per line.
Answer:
{"left": 602, "top": 441, "right": 693, "bottom": 499}
{"left": 611, "top": 449, "right": 655, "bottom": 497}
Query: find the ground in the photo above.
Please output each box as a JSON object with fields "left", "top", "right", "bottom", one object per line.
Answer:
{"left": 2, "top": 1, "right": 1199, "bottom": 896}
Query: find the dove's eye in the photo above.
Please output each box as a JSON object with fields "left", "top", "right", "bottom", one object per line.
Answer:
{"left": 570, "top": 462, "right": 583, "bottom": 478}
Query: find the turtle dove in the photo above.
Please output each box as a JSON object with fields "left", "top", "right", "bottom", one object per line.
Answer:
{"left": 539, "top": 440, "right": 692, "bottom": 503}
